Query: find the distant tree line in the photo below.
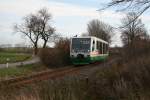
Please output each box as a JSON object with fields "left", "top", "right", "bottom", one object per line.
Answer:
{"left": 86, "top": 0, "right": 150, "bottom": 48}
{"left": 14, "top": 1, "right": 150, "bottom": 56}
{"left": 96, "top": 0, "right": 150, "bottom": 59}
{"left": 121, "top": 12, "right": 148, "bottom": 46}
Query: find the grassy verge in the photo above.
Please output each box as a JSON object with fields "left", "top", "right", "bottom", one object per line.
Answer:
{"left": 0, "top": 47, "right": 33, "bottom": 54}
{"left": 0, "top": 63, "right": 48, "bottom": 79}
{"left": 0, "top": 55, "right": 150, "bottom": 100}
{"left": 0, "top": 52, "right": 150, "bottom": 99}
{"left": 0, "top": 52, "right": 31, "bottom": 64}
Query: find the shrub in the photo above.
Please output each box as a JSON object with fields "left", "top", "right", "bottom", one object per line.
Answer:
{"left": 84, "top": 49, "right": 150, "bottom": 99}
{"left": 39, "top": 38, "right": 70, "bottom": 68}
{"left": 122, "top": 39, "right": 150, "bottom": 60}
{"left": 39, "top": 48, "right": 62, "bottom": 67}
{"left": 54, "top": 38, "right": 70, "bottom": 65}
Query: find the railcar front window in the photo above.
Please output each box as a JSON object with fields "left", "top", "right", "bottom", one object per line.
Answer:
{"left": 72, "top": 38, "right": 91, "bottom": 52}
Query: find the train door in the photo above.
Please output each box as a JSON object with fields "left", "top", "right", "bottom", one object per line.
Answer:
{"left": 91, "top": 39, "right": 96, "bottom": 52}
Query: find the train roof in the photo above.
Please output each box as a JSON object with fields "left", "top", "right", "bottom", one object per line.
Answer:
{"left": 71, "top": 36, "right": 108, "bottom": 44}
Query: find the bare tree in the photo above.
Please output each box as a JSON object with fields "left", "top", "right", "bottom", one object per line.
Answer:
{"left": 37, "top": 8, "right": 55, "bottom": 48}
{"left": 14, "top": 14, "right": 41, "bottom": 55}
{"left": 121, "top": 12, "right": 147, "bottom": 45}
{"left": 14, "top": 8, "right": 55, "bottom": 54}
{"left": 87, "top": 19, "right": 113, "bottom": 43}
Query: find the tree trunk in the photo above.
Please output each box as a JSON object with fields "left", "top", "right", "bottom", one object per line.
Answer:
{"left": 43, "top": 40, "right": 47, "bottom": 48}
{"left": 34, "top": 44, "right": 38, "bottom": 55}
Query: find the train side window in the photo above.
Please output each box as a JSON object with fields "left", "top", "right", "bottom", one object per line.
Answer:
{"left": 100, "top": 42, "right": 102, "bottom": 54}
{"left": 106, "top": 44, "right": 108, "bottom": 53}
{"left": 98, "top": 42, "right": 100, "bottom": 50}
{"left": 101, "top": 43, "right": 104, "bottom": 54}
{"left": 99, "top": 42, "right": 101, "bottom": 50}
{"left": 97, "top": 41, "right": 100, "bottom": 51}
{"left": 105, "top": 44, "right": 106, "bottom": 53}
{"left": 103, "top": 43, "right": 105, "bottom": 54}
{"left": 105, "top": 44, "right": 107, "bottom": 54}
{"left": 96, "top": 41, "right": 98, "bottom": 50}
{"left": 106, "top": 44, "right": 107, "bottom": 53}
{"left": 105, "top": 44, "right": 106, "bottom": 54}
{"left": 92, "top": 40, "right": 95, "bottom": 51}
{"left": 104, "top": 44, "right": 106, "bottom": 54}
{"left": 103, "top": 44, "right": 105, "bottom": 54}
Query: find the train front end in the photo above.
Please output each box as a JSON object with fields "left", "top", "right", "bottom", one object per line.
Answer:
{"left": 70, "top": 37, "right": 91, "bottom": 65}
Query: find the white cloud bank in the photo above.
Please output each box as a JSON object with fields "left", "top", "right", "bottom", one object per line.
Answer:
{"left": 3, "top": 0, "right": 150, "bottom": 46}
{"left": 0, "top": 0, "right": 125, "bottom": 19}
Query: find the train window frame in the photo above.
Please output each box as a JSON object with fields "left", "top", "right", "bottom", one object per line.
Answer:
{"left": 103, "top": 43, "right": 105, "bottom": 54}
{"left": 96, "top": 41, "right": 99, "bottom": 51}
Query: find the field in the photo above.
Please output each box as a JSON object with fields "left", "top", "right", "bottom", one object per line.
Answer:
{"left": 0, "top": 52, "right": 31, "bottom": 64}
{"left": 0, "top": 63, "right": 48, "bottom": 79}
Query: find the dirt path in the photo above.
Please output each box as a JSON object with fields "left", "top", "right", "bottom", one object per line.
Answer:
{"left": 0, "top": 57, "right": 40, "bottom": 68}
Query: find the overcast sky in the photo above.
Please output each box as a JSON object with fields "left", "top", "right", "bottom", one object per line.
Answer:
{"left": 0, "top": 0, "right": 150, "bottom": 47}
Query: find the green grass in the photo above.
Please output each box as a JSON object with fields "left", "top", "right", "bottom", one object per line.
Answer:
{"left": 0, "top": 52, "right": 31, "bottom": 64}
{"left": 0, "top": 63, "right": 47, "bottom": 78}
{"left": 0, "top": 47, "right": 33, "bottom": 54}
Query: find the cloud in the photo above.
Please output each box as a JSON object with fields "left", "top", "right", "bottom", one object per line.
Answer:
{"left": 0, "top": 0, "right": 127, "bottom": 46}
{"left": 0, "top": 0, "right": 115, "bottom": 33}
{"left": 0, "top": 0, "right": 124, "bottom": 18}
{"left": 0, "top": 0, "right": 98, "bottom": 17}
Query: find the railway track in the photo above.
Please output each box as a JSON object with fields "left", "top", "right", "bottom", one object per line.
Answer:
{"left": 0, "top": 65, "right": 93, "bottom": 86}
{"left": 0, "top": 57, "right": 119, "bottom": 87}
